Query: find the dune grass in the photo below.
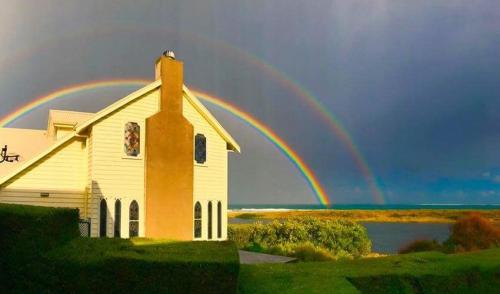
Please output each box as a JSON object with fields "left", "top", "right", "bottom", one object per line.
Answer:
{"left": 238, "top": 248, "right": 500, "bottom": 293}
{"left": 229, "top": 209, "right": 500, "bottom": 223}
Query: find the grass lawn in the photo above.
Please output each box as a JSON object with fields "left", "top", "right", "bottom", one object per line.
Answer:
{"left": 238, "top": 248, "right": 500, "bottom": 293}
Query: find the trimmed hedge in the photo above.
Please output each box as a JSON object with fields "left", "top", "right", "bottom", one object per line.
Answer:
{"left": 0, "top": 204, "right": 240, "bottom": 293}
{"left": 0, "top": 204, "right": 80, "bottom": 258}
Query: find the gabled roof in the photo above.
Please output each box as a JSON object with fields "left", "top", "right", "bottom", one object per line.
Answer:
{"left": 0, "top": 80, "right": 240, "bottom": 186}
{"left": 75, "top": 80, "right": 240, "bottom": 152}
{"left": 183, "top": 85, "right": 240, "bottom": 152}
{"left": 47, "top": 110, "right": 95, "bottom": 138}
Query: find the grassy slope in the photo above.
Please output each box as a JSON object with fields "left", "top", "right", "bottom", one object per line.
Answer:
{"left": 238, "top": 248, "right": 500, "bottom": 293}
{"left": 229, "top": 210, "right": 500, "bottom": 223}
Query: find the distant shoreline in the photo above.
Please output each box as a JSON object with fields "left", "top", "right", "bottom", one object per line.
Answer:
{"left": 229, "top": 204, "right": 500, "bottom": 211}
{"left": 228, "top": 208, "right": 500, "bottom": 223}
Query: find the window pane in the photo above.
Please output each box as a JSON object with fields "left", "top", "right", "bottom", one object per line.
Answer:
{"left": 129, "top": 221, "right": 139, "bottom": 237}
{"left": 194, "top": 202, "right": 202, "bottom": 219}
{"left": 217, "top": 201, "right": 222, "bottom": 239}
{"left": 195, "top": 134, "right": 206, "bottom": 164}
{"left": 208, "top": 202, "right": 212, "bottom": 240}
{"left": 194, "top": 220, "right": 202, "bottom": 238}
{"left": 99, "top": 199, "right": 107, "bottom": 237}
{"left": 124, "top": 122, "right": 140, "bottom": 157}
{"left": 130, "top": 200, "right": 139, "bottom": 220}
{"left": 114, "top": 200, "right": 121, "bottom": 238}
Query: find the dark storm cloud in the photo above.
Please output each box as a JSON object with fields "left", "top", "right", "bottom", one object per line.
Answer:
{"left": 1, "top": 0, "right": 499, "bottom": 203}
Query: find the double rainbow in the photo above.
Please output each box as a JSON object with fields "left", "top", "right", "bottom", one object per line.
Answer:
{"left": 0, "top": 26, "right": 385, "bottom": 204}
{"left": 0, "top": 80, "right": 331, "bottom": 206}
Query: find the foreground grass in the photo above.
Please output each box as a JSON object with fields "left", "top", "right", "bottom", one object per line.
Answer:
{"left": 230, "top": 209, "right": 500, "bottom": 223}
{"left": 2, "top": 238, "right": 240, "bottom": 293}
{"left": 1, "top": 203, "right": 240, "bottom": 293}
{"left": 238, "top": 248, "right": 500, "bottom": 293}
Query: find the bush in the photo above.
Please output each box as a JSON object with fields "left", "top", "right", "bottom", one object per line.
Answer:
{"left": 398, "top": 239, "right": 443, "bottom": 254}
{"left": 446, "top": 213, "right": 500, "bottom": 251}
{"left": 292, "top": 243, "right": 336, "bottom": 261}
{"left": 228, "top": 217, "right": 371, "bottom": 259}
{"left": 0, "top": 203, "right": 80, "bottom": 258}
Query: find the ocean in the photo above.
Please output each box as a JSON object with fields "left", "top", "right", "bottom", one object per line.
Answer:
{"left": 229, "top": 204, "right": 500, "bottom": 210}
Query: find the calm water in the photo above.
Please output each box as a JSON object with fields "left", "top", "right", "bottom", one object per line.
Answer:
{"left": 228, "top": 204, "right": 499, "bottom": 253}
{"left": 361, "top": 222, "right": 450, "bottom": 253}
{"left": 229, "top": 218, "right": 451, "bottom": 254}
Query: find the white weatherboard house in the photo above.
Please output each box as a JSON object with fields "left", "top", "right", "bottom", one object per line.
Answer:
{"left": 0, "top": 52, "right": 240, "bottom": 240}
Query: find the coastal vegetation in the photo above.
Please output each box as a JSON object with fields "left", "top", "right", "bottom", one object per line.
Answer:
{"left": 0, "top": 204, "right": 239, "bottom": 293}
{"left": 238, "top": 248, "right": 500, "bottom": 293}
{"left": 228, "top": 217, "right": 371, "bottom": 260}
{"left": 399, "top": 213, "right": 500, "bottom": 255}
{"left": 229, "top": 209, "right": 500, "bottom": 223}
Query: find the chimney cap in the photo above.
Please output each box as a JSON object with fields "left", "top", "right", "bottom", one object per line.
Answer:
{"left": 163, "top": 50, "right": 176, "bottom": 59}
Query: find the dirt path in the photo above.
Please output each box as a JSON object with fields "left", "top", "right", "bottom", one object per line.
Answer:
{"left": 239, "top": 250, "right": 297, "bottom": 264}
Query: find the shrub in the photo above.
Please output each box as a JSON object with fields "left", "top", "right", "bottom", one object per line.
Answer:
{"left": 292, "top": 243, "right": 336, "bottom": 261}
{"left": 398, "top": 239, "right": 443, "bottom": 254}
{"left": 0, "top": 203, "right": 80, "bottom": 258}
{"left": 228, "top": 217, "right": 371, "bottom": 259}
{"left": 446, "top": 213, "right": 500, "bottom": 251}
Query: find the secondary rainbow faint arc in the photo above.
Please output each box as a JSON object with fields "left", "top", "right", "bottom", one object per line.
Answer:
{"left": 0, "top": 26, "right": 384, "bottom": 204}
{"left": 0, "top": 80, "right": 331, "bottom": 206}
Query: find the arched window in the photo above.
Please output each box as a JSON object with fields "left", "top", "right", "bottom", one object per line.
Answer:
{"left": 194, "top": 134, "right": 206, "bottom": 164}
{"left": 217, "top": 201, "right": 222, "bottom": 239}
{"left": 129, "top": 200, "right": 139, "bottom": 237}
{"left": 194, "top": 202, "right": 202, "bottom": 238}
{"left": 99, "top": 199, "right": 107, "bottom": 237}
{"left": 208, "top": 201, "right": 213, "bottom": 240}
{"left": 114, "top": 200, "right": 121, "bottom": 238}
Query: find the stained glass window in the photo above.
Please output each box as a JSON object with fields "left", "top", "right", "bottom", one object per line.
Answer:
{"left": 124, "top": 122, "right": 140, "bottom": 157}
{"left": 129, "top": 200, "right": 139, "bottom": 237}
{"left": 195, "top": 134, "right": 206, "bottom": 164}
{"left": 194, "top": 202, "right": 202, "bottom": 238}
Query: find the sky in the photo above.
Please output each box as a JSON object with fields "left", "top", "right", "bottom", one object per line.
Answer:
{"left": 0, "top": 0, "right": 499, "bottom": 205}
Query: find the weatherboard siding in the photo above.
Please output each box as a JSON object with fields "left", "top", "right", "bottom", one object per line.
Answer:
{"left": 0, "top": 138, "right": 87, "bottom": 215}
{"left": 183, "top": 95, "right": 229, "bottom": 240}
{"left": 0, "top": 86, "right": 231, "bottom": 241}
{"left": 88, "top": 88, "right": 160, "bottom": 238}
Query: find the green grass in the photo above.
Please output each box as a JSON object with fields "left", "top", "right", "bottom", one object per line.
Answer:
{"left": 2, "top": 237, "right": 240, "bottom": 293}
{"left": 238, "top": 248, "right": 500, "bottom": 293}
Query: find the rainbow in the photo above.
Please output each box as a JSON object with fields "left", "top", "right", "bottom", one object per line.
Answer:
{"left": 0, "top": 80, "right": 331, "bottom": 206}
{"left": 194, "top": 37, "right": 386, "bottom": 204}
{"left": 0, "top": 26, "right": 384, "bottom": 203}
{"left": 192, "top": 88, "right": 330, "bottom": 206}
